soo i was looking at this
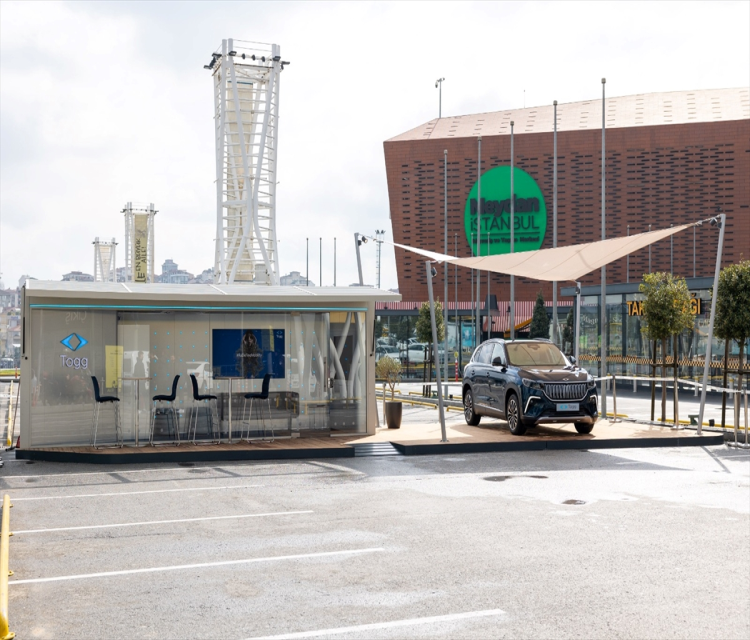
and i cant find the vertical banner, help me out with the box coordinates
[106,345,123,390]
[133,214,148,282]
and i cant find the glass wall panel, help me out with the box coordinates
[30,309,118,447]
[28,306,369,448]
[579,297,600,377]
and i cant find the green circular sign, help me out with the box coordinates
[464,166,547,255]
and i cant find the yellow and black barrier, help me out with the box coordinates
[0,494,13,640]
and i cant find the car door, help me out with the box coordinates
[471,343,494,409]
[487,343,509,415]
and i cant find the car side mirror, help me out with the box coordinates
[568,355,577,365]
[492,357,505,368]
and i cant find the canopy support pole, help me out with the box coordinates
[698,213,726,435]
[426,260,448,443]
[575,282,581,364]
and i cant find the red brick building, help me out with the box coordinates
[383,88,750,306]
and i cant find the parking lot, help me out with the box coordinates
[1,440,748,639]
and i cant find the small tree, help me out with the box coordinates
[416,299,445,344]
[715,260,750,428]
[529,291,550,339]
[416,299,444,382]
[375,356,401,416]
[640,272,694,422]
[562,307,575,354]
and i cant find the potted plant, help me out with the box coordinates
[376,356,402,429]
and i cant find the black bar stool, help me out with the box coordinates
[242,373,273,441]
[90,376,122,449]
[150,374,181,445]
[189,373,218,444]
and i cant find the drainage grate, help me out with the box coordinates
[353,442,402,457]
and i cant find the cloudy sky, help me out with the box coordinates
[1,1,748,290]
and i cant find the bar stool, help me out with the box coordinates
[241,373,273,441]
[150,374,181,446]
[189,373,219,444]
[90,375,122,449]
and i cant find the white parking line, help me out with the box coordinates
[247,608,507,639]
[1,466,202,479]
[12,484,262,501]
[11,547,385,584]
[14,510,313,534]
[1,461,316,479]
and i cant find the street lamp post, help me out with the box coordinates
[435,78,445,118]
[354,232,366,286]
[475,137,482,348]
[627,225,630,283]
[454,232,458,377]
[510,121,515,340]
[552,100,558,345]
[375,230,385,289]
[600,77,607,420]
[443,149,449,383]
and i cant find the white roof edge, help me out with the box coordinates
[24,280,401,303]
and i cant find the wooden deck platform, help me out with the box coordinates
[15,419,724,464]
[348,418,724,454]
[15,437,353,464]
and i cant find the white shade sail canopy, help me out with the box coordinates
[394,221,701,282]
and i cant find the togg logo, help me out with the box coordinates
[61,355,88,370]
[61,333,88,351]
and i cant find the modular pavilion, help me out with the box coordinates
[19,281,399,449]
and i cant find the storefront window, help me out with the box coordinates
[29,307,367,447]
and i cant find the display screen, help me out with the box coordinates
[212,329,285,379]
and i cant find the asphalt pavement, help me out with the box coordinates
[1,433,748,639]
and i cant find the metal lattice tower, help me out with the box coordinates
[207,39,288,285]
[122,202,156,283]
[93,237,117,282]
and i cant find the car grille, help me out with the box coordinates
[544,383,588,402]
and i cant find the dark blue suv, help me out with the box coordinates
[462,339,598,435]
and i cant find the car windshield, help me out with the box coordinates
[506,342,568,367]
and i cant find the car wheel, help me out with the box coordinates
[463,389,481,426]
[574,422,594,434]
[505,392,527,435]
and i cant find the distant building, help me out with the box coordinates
[18,275,36,289]
[159,259,193,285]
[115,267,128,283]
[62,271,95,282]
[163,270,192,285]
[0,307,21,360]
[162,258,179,275]
[280,271,314,287]
[191,268,214,285]
[0,289,19,310]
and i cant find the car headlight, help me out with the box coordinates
[586,376,597,389]
[522,379,544,390]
